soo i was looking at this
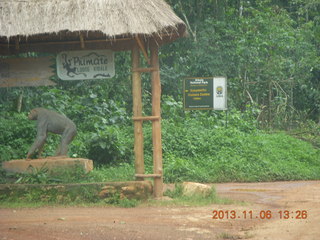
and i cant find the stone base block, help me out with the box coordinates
[2,157,93,174]
[182,182,212,196]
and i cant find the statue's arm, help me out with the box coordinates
[26,121,48,159]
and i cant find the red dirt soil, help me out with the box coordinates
[1,181,319,240]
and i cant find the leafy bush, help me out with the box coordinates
[0,112,34,161]
[86,125,133,165]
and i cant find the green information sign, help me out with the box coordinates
[184,78,213,110]
[183,77,227,110]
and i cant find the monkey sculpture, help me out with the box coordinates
[26,108,77,159]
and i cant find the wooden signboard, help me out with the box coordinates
[56,50,115,80]
[0,57,56,87]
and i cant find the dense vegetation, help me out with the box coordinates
[0,0,319,184]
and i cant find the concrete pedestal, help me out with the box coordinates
[2,157,93,173]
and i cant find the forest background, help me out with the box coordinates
[0,0,319,184]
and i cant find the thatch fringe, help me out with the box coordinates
[0,0,186,39]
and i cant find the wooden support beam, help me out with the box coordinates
[135,174,162,178]
[79,33,85,49]
[0,38,136,55]
[132,43,145,181]
[135,36,150,65]
[132,67,158,73]
[132,116,160,121]
[15,38,19,51]
[150,40,163,198]
[0,32,183,56]
[0,37,133,47]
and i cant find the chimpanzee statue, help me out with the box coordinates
[26,108,77,159]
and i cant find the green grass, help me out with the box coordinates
[1,113,319,207]
[144,183,236,207]
[1,127,319,185]
[0,184,233,209]
[0,163,135,185]
[160,119,320,183]
[87,163,135,182]
[0,182,142,208]
[0,163,137,208]
[0,181,236,208]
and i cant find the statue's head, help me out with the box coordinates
[28,109,38,120]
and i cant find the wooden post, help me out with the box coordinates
[79,33,85,49]
[150,40,163,198]
[132,43,144,180]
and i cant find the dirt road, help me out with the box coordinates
[1,181,319,240]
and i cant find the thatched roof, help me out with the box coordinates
[0,0,186,54]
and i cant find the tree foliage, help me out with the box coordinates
[162,0,320,125]
[0,0,319,181]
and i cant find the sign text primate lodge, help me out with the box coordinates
[56,50,115,80]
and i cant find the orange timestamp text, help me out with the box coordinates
[212,210,308,220]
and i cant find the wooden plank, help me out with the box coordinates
[150,40,163,198]
[0,33,183,56]
[0,56,56,87]
[135,36,150,65]
[132,43,145,181]
[132,116,160,121]
[0,38,136,55]
[135,174,162,178]
[0,37,133,47]
[132,67,158,73]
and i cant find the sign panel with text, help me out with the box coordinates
[183,77,227,110]
[56,50,115,80]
